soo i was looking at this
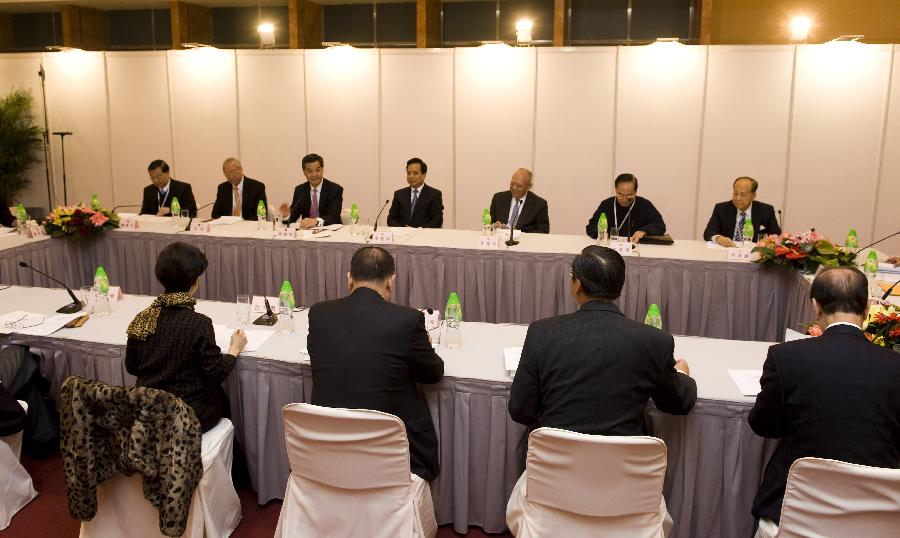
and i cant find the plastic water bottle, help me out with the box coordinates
[277,285,295,334]
[845,229,858,249]
[482,209,492,236]
[280,280,296,309]
[15,203,27,233]
[444,292,463,349]
[91,194,100,210]
[257,200,266,230]
[170,197,181,226]
[644,303,663,330]
[93,267,111,317]
[350,203,360,235]
[742,217,754,246]
[864,251,879,297]
[597,212,608,245]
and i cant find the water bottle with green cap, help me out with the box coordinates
[845,229,858,249]
[597,212,608,245]
[277,281,296,334]
[444,292,463,349]
[91,194,100,210]
[280,280,296,309]
[93,267,111,316]
[170,197,181,226]
[482,209,492,235]
[15,203,27,233]
[644,303,663,330]
[742,217,754,246]
[350,203,360,235]
[257,200,266,230]
[864,250,879,297]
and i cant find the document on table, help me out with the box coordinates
[211,216,243,226]
[213,324,275,353]
[784,328,812,342]
[0,310,83,336]
[504,346,522,376]
[728,369,763,396]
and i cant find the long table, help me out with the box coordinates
[0,286,777,538]
[0,221,812,341]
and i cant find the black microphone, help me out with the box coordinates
[505,221,519,247]
[111,204,142,213]
[882,280,899,301]
[372,199,390,233]
[850,229,900,261]
[253,297,278,326]
[184,202,214,231]
[17,261,83,314]
[776,210,783,231]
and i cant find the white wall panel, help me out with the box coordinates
[616,44,706,239]
[380,49,455,227]
[106,52,173,210]
[167,48,239,211]
[0,54,50,210]
[873,45,900,255]
[785,43,893,245]
[305,47,379,219]
[236,50,307,214]
[43,51,113,208]
[534,47,617,236]
[697,46,794,234]
[454,46,536,230]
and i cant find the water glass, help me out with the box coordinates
[80,285,95,314]
[236,295,251,326]
[92,286,111,317]
[181,209,190,227]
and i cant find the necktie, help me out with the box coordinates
[310,188,319,219]
[509,199,522,229]
[410,189,419,219]
[232,186,241,217]
[735,211,747,241]
[158,189,165,207]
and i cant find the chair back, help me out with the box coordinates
[525,428,667,518]
[282,403,412,490]
[777,457,900,538]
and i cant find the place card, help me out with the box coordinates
[609,240,634,256]
[119,217,139,229]
[371,230,394,244]
[190,221,211,233]
[107,286,124,303]
[251,295,280,314]
[477,235,500,249]
[25,226,46,238]
[275,227,298,239]
[727,247,752,262]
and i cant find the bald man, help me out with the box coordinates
[703,176,780,247]
[489,168,550,234]
[211,157,268,220]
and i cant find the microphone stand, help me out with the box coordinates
[505,222,519,247]
[252,297,278,326]
[17,261,83,313]
[850,229,900,263]
[52,132,73,205]
[881,279,899,301]
[366,199,391,242]
[38,65,54,212]
[184,202,214,231]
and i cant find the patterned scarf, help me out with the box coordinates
[126,292,196,341]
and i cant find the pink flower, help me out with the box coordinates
[90,213,108,227]
[807,324,823,337]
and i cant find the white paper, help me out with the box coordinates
[0,310,83,336]
[116,212,138,218]
[388,227,414,236]
[300,230,333,239]
[784,328,812,342]
[211,216,243,225]
[320,224,343,231]
[504,346,523,375]
[213,324,275,353]
[878,262,900,274]
[134,214,171,223]
[728,369,763,396]
[706,241,727,249]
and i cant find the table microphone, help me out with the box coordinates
[17,261,83,314]
[372,199,390,233]
[253,297,278,326]
[184,202,214,231]
[505,222,519,247]
[881,280,899,301]
[850,229,900,261]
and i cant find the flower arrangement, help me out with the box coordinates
[752,229,855,274]
[863,304,900,349]
[43,204,119,238]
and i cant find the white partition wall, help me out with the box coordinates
[380,49,455,228]
[167,48,239,211]
[106,52,173,211]
[305,47,380,219]
[454,46,536,230]
[697,46,794,234]
[785,43,893,245]
[616,44,707,239]
[42,50,113,208]
[873,45,900,254]
[534,47,617,236]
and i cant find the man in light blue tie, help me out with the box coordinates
[489,168,550,234]
[387,157,444,228]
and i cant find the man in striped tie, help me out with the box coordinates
[489,168,550,234]
[703,176,781,247]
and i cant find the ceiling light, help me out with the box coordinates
[258,23,275,47]
[516,19,533,46]
[789,16,812,42]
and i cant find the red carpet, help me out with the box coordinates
[3,450,511,537]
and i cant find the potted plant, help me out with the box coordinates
[0,90,43,211]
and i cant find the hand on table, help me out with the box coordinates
[714,235,736,248]
[630,231,647,243]
[278,203,290,219]
[156,207,171,217]
[229,329,248,356]
[299,218,318,229]
[887,256,900,265]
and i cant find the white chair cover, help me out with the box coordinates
[506,428,672,538]
[774,457,900,538]
[274,403,437,538]
[0,435,38,529]
[0,400,28,460]
[80,418,242,538]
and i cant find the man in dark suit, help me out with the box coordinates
[749,267,900,532]
[211,158,267,220]
[288,153,343,228]
[489,168,550,234]
[140,159,197,217]
[509,245,696,435]
[0,205,15,228]
[586,173,666,243]
[387,157,443,228]
[308,246,444,481]
[703,176,780,246]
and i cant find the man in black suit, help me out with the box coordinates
[703,176,780,246]
[0,205,15,228]
[749,267,900,531]
[307,246,444,481]
[509,245,696,435]
[140,159,197,217]
[586,173,666,243]
[211,158,267,220]
[387,157,443,228]
[288,153,343,228]
[489,168,550,234]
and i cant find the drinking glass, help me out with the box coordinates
[237,295,251,326]
[80,285,95,314]
[181,209,190,228]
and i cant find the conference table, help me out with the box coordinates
[0,285,778,538]
[0,218,813,342]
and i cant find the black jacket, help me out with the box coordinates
[749,324,900,524]
[489,190,550,234]
[509,301,696,435]
[0,205,14,227]
[586,196,666,239]
[288,178,343,225]
[702,200,781,242]
[211,176,268,220]
[387,184,444,228]
[140,178,198,217]
[308,287,445,481]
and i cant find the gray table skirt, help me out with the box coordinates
[1,234,813,340]
[6,335,776,537]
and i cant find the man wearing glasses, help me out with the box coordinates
[586,173,666,243]
[703,176,781,247]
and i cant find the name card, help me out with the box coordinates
[119,217,139,229]
[609,240,634,256]
[190,221,211,233]
[251,295,280,314]
[26,226,46,238]
[477,235,500,249]
[371,230,394,244]
[107,286,124,302]
[276,227,298,239]
[727,247,753,262]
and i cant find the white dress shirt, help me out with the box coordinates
[507,194,526,227]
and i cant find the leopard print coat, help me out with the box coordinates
[58,376,203,537]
